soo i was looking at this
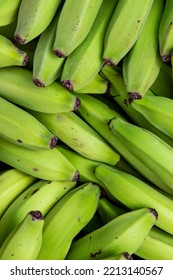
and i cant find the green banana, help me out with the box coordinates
[103,0,154,66]
[0,35,28,67]
[0,168,36,218]
[150,62,173,98]
[61,0,118,91]
[0,67,80,113]
[28,110,120,166]
[0,97,58,150]
[122,0,164,100]
[37,182,101,260]
[97,193,173,260]
[0,179,76,246]
[132,95,173,140]
[75,74,110,94]
[33,12,65,87]
[95,164,173,234]
[101,65,173,147]
[14,0,63,44]
[75,93,172,192]
[0,211,44,260]
[66,207,157,260]
[108,117,173,194]
[0,137,79,181]
[0,0,21,26]
[53,0,103,58]
[159,0,173,62]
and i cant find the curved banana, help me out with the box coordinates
[66,207,157,260]
[132,95,173,140]
[14,0,63,44]
[33,12,65,87]
[159,0,173,62]
[103,0,154,66]
[95,164,173,234]
[0,97,58,149]
[0,0,21,26]
[0,211,44,260]
[0,35,28,67]
[37,182,101,260]
[122,0,164,99]
[53,0,103,58]
[75,74,110,94]
[0,137,79,182]
[61,0,118,91]
[0,168,36,218]
[108,117,173,194]
[28,110,120,166]
[0,67,80,113]
[0,179,76,246]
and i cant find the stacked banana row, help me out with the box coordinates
[0,0,173,260]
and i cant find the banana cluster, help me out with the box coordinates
[0,0,173,260]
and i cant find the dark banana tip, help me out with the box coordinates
[161,54,171,63]
[53,49,66,58]
[62,80,73,91]
[33,78,45,87]
[73,97,81,111]
[124,252,133,260]
[29,210,44,221]
[72,171,80,182]
[128,92,142,104]
[23,54,29,66]
[103,58,115,66]
[14,34,25,45]
[50,136,58,149]
[149,208,158,220]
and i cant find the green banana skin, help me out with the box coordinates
[0,211,44,260]
[103,0,154,66]
[122,0,164,99]
[132,95,173,140]
[0,67,80,113]
[0,0,21,26]
[159,0,173,62]
[61,0,118,91]
[0,179,76,246]
[33,12,65,87]
[14,0,63,44]
[101,65,173,147]
[74,74,110,94]
[37,182,101,260]
[0,137,79,182]
[53,0,103,58]
[0,97,58,150]
[0,168,36,218]
[75,93,173,193]
[109,117,173,194]
[95,164,173,235]
[98,194,173,260]
[29,110,120,166]
[0,35,28,67]
[66,207,157,260]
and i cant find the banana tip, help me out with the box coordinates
[29,210,44,221]
[74,97,81,111]
[103,58,115,67]
[53,49,66,58]
[50,136,58,149]
[14,34,25,45]
[128,92,142,104]
[72,171,80,182]
[162,54,171,63]
[62,80,73,91]
[149,208,158,220]
[23,54,29,66]
[33,79,45,87]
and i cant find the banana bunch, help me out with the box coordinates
[1,0,173,260]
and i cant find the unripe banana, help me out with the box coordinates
[75,74,110,94]
[0,35,28,67]
[53,0,103,57]
[0,137,79,182]
[0,180,76,246]
[0,211,44,260]
[103,0,154,66]
[14,0,63,44]
[0,0,21,26]
[0,97,58,150]
[66,208,157,260]
[61,0,118,91]
[37,182,101,260]
[0,67,80,113]
[0,168,36,218]
[28,110,120,166]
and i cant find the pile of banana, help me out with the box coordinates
[1,0,173,260]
